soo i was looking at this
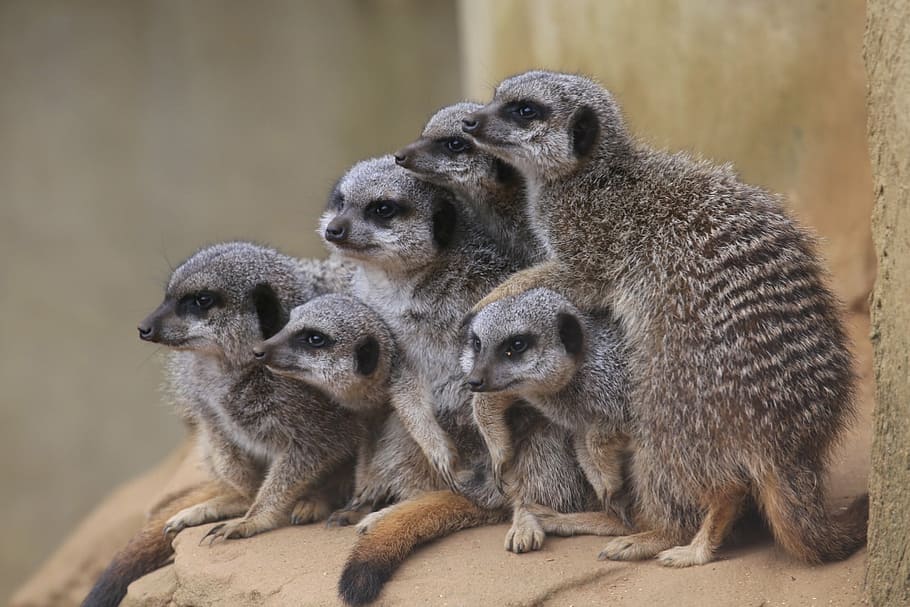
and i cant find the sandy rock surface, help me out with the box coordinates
[13,314,873,607]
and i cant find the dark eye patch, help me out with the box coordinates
[176,290,223,317]
[499,334,537,360]
[440,137,471,155]
[500,100,551,125]
[364,199,410,223]
[293,328,335,349]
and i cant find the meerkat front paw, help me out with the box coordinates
[603,489,635,531]
[326,508,367,527]
[598,531,670,562]
[506,512,545,554]
[164,503,220,537]
[656,544,713,568]
[201,517,275,544]
[429,447,460,491]
[488,448,514,496]
[355,506,396,535]
[290,497,332,525]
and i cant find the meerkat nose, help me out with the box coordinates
[138,325,154,340]
[466,375,486,391]
[461,116,480,132]
[324,218,349,243]
[252,346,267,361]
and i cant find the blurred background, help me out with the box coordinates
[1,0,872,602]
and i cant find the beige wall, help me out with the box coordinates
[0,1,460,600]
[458,0,874,308]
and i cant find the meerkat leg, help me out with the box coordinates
[526,503,633,537]
[391,378,460,490]
[163,488,251,536]
[575,427,633,527]
[472,392,518,494]
[203,454,335,542]
[471,260,560,312]
[505,503,546,553]
[656,490,745,567]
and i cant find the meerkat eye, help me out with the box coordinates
[471,335,482,353]
[194,292,215,310]
[306,332,328,347]
[294,330,332,349]
[502,334,535,359]
[368,200,399,220]
[445,138,469,153]
[515,104,538,119]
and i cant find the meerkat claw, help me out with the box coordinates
[201,523,227,546]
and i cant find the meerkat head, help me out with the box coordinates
[460,70,629,182]
[461,288,587,396]
[252,293,394,410]
[393,102,522,198]
[319,156,459,273]
[138,242,303,364]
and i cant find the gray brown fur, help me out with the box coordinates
[139,242,361,541]
[462,70,867,566]
[463,287,634,527]
[394,102,545,265]
[256,293,440,525]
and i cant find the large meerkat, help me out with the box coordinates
[461,70,868,567]
[394,101,545,265]
[463,287,633,526]
[322,157,598,605]
[255,293,441,525]
[83,243,359,607]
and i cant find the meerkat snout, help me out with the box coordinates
[252,345,268,361]
[138,324,154,341]
[393,144,414,167]
[465,373,486,392]
[324,217,349,243]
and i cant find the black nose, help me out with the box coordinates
[393,151,407,164]
[253,347,267,361]
[462,114,482,133]
[138,325,154,340]
[324,219,349,243]
[467,377,485,391]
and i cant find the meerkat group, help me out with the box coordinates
[85,70,868,607]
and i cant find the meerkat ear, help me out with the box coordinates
[432,197,457,249]
[250,283,289,340]
[570,106,600,158]
[354,336,380,376]
[557,312,584,356]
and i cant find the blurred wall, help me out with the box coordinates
[0,0,460,600]
[458,0,874,309]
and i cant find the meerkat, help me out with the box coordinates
[460,70,869,567]
[393,101,545,265]
[83,243,359,607]
[322,157,599,605]
[254,292,441,525]
[463,287,634,527]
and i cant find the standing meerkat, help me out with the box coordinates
[461,70,868,567]
[255,292,441,525]
[83,243,359,607]
[463,287,634,527]
[323,157,597,605]
[394,101,545,265]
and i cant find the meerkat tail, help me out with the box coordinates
[758,468,869,563]
[338,491,506,606]
[81,481,224,607]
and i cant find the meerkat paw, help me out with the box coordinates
[656,543,713,568]
[506,516,545,554]
[598,532,668,562]
[290,497,332,525]
[429,448,460,492]
[355,505,396,535]
[164,503,220,537]
[326,508,367,527]
[201,517,275,544]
